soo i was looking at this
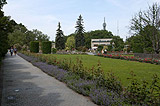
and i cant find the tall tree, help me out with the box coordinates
[55,22,65,50]
[75,15,85,49]
[130,3,160,54]
[0,0,16,59]
[110,36,124,51]
[8,24,50,48]
[32,29,49,42]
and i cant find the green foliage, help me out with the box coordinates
[111,36,124,51]
[55,22,65,50]
[145,47,154,53]
[21,51,160,105]
[104,72,122,93]
[77,46,86,52]
[85,30,113,48]
[30,41,39,53]
[125,72,160,105]
[0,7,16,59]
[131,36,144,53]
[8,24,50,49]
[130,3,160,54]
[65,36,75,50]
[126,34,153,53]
[97,45,103,52]
[42,41,51,54]
[8,24,29,47]
[51,48,57,54]
[32,29,49,42]
[44,54,160,87]
[75,15,85,49]
[0,0,7,9]
[108,45,112,51]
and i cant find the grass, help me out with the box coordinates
[45,54,160,87]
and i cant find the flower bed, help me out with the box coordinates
[18,51,160,105]
[18,53,125,105]
[97,53,160,65]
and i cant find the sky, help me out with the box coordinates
[3,0,160,41]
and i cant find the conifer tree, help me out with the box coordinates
[55,22,65,50]
[75,15,85,49]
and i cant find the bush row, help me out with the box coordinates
[97,53,160,65]
[30,41,52,54]
[19,51,160,105]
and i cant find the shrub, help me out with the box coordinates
[125,71,160,105]
[52,48,57,54]
[89,87,124,105]
[77,46,86,52]
[41,41,51,54]
[97,45,103,52]
[30,41,39,53]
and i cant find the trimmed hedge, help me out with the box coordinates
[42,41,51,54]
[30,41,39,53]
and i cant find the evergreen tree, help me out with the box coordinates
[55,22,65,50]
[75,15,85,49]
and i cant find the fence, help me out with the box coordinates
[134,53,160,59]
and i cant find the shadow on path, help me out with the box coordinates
[1,53,64,106]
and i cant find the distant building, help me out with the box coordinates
[91,38,112,50]
[124,45,129,49]
[52,43,55,48]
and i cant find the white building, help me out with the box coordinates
[91,38,112,50]
[52,43,55,48]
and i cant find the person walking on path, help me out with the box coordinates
[14,47,17,56]
[10,47,14,56]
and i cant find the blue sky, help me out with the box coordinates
[3,0,160,41]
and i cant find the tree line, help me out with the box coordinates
[55,15,124,52]
[8,24,50,50]
[0,0,15,60]
[0,0,50,60]
[59,3,160,54]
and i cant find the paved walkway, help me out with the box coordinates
[1,53,97,106]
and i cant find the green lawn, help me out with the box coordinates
[45,54,160,87]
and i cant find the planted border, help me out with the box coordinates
[19,51,160,105]
[97,53,160,65]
